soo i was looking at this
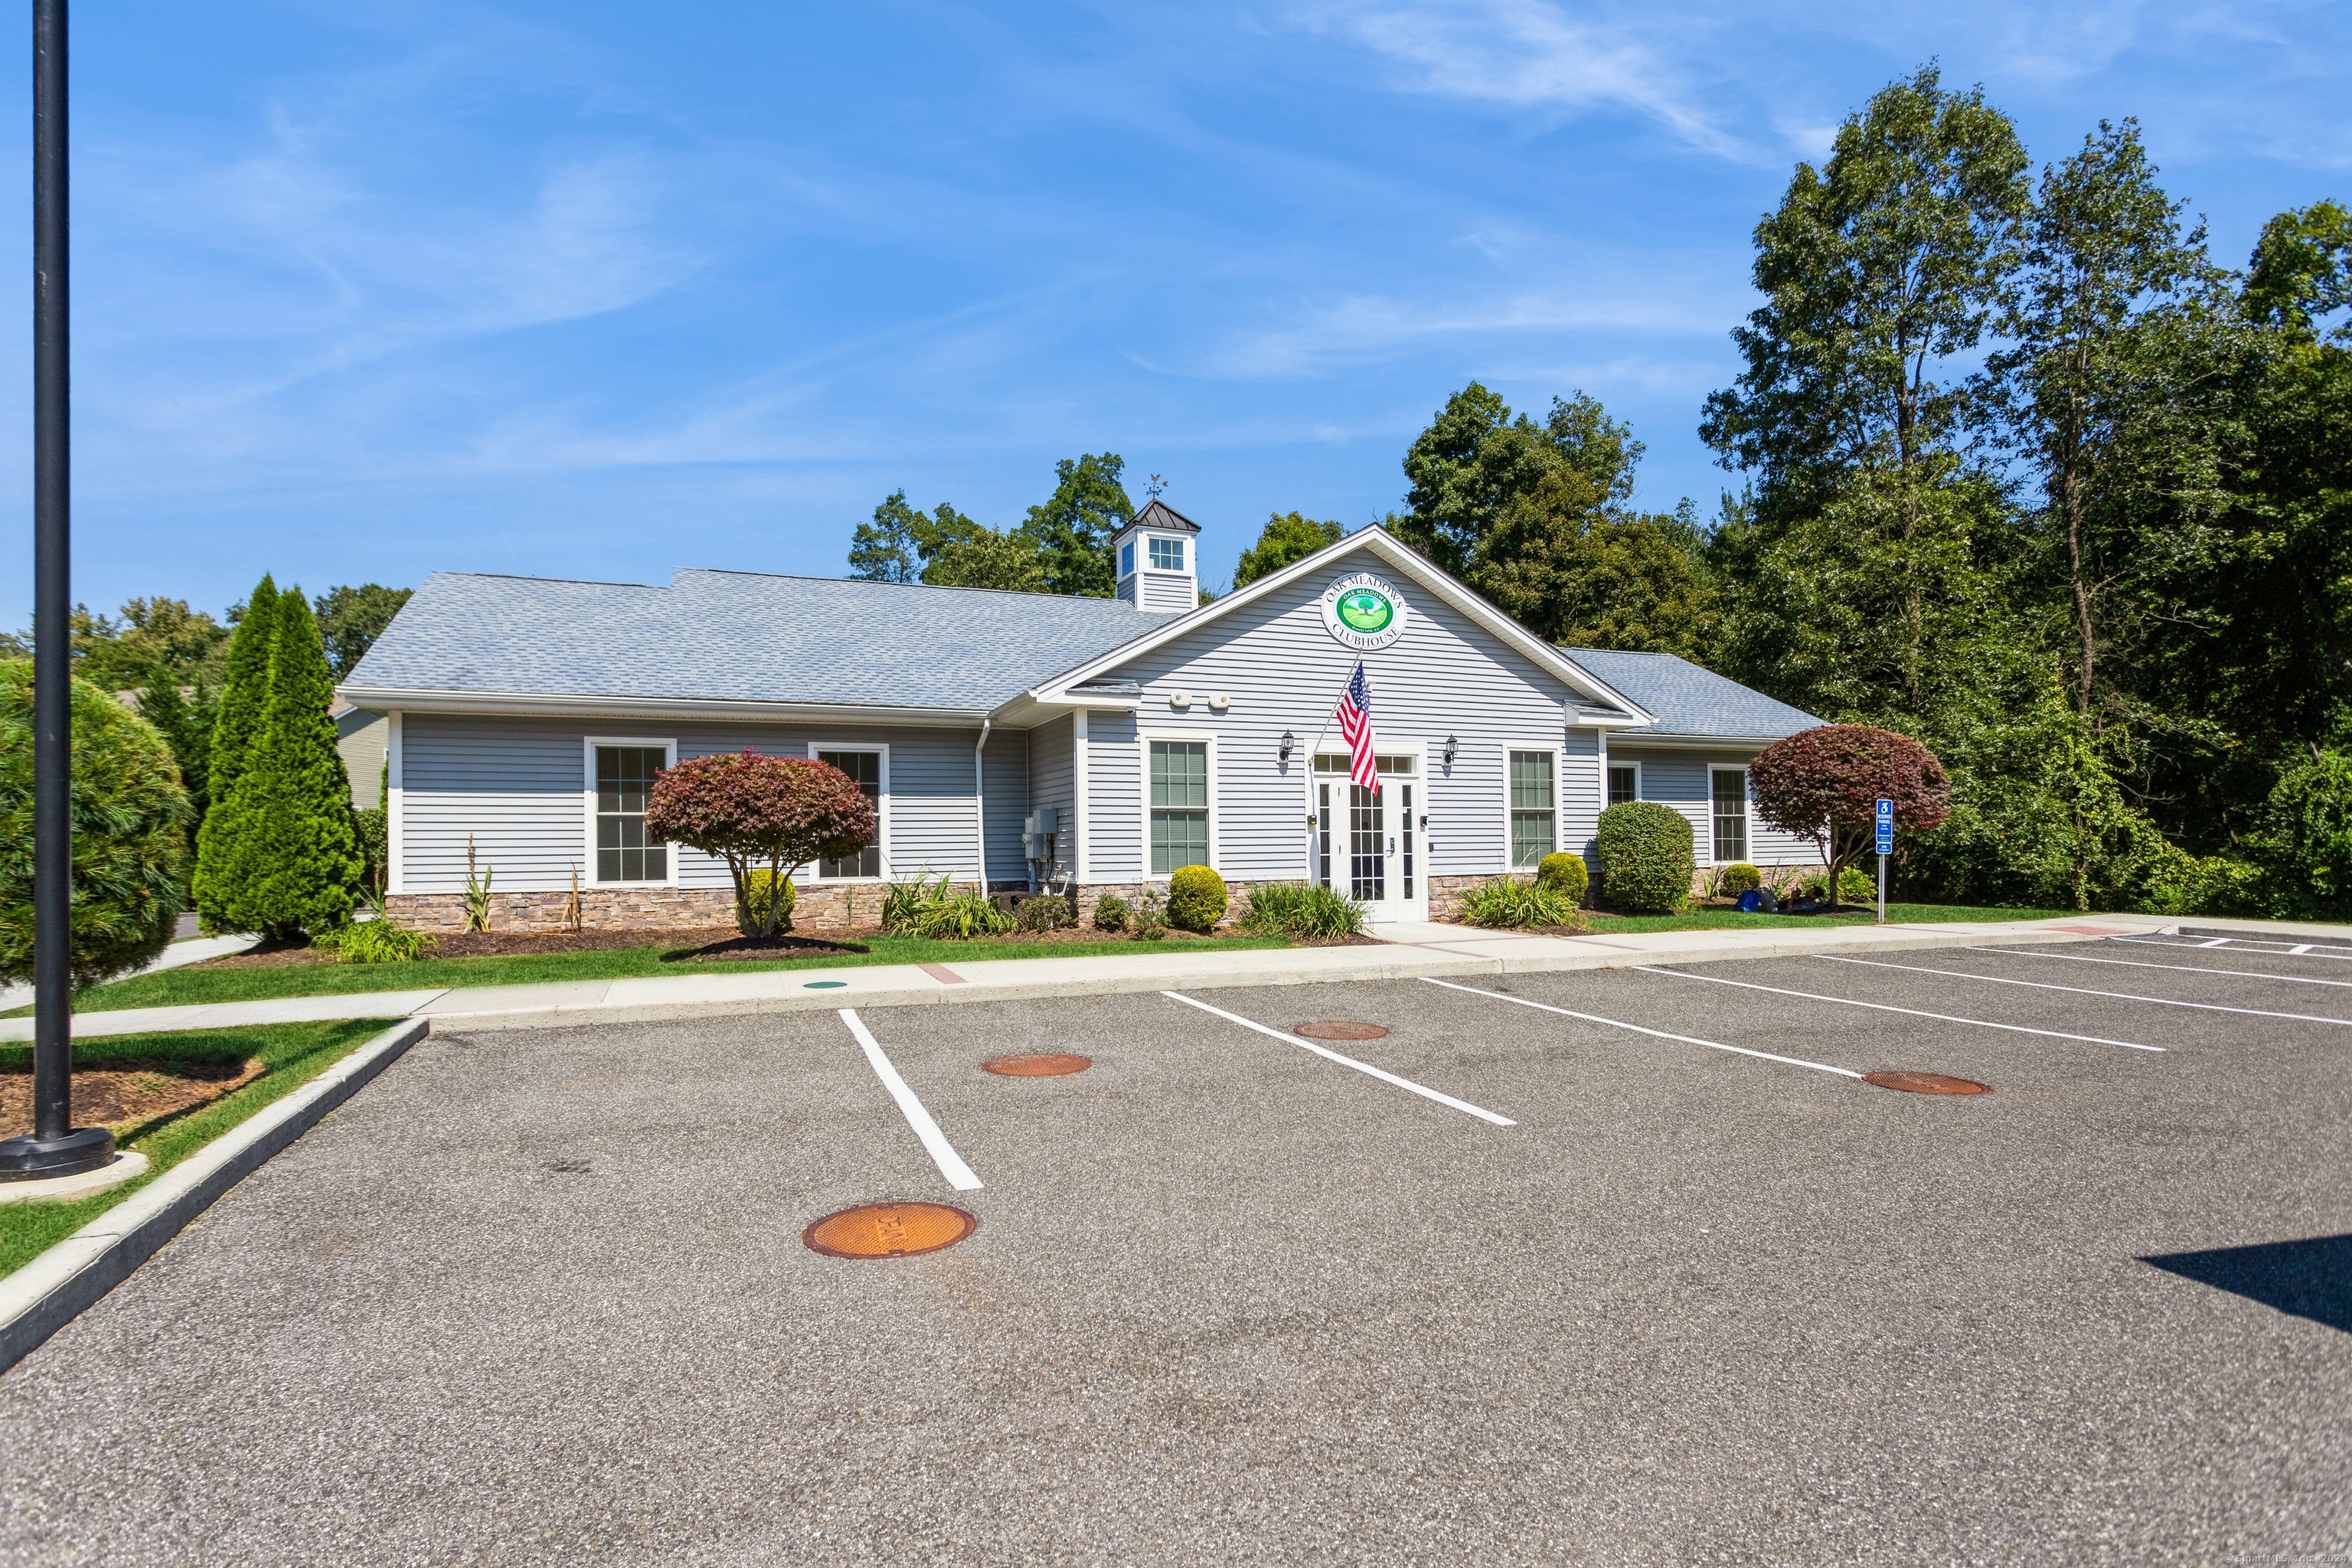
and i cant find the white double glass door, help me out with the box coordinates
[1314,753,1425,923]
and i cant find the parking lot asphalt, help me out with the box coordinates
[2,937,2347,1564]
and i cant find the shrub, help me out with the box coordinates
[1091,893,1131,932]
[1595,802,1694,913]
[1131,891,1168,939]
[1167,865,1229,932]
[2132,844,2263,917]
[0,661,192,988]
[744,868,795,933]
[353,803,388,893]
[194,590,366,938]
[1240,881,1367,939]
[880,876,940,933]
[1801,867,1876,903]
[1536,851,1589,903]
[312,895,436,963]
[1458,876,1583,929]
[2257,749,2352,920]
[910,887,1014,939]
[1750,725,1952,910]
[1016,894,1073,932]
[1720,863,1761,896]
[643,750,875,938]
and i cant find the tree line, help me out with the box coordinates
[843,66,2349,918]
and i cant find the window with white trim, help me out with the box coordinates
[815,750,883,878]
[1119,540,1135,577]
[1607,763,1638,806]
[1148,536,1184,571]
[594,746,668,883]
[1148,740,1209,875]
[1711,768,1749,864]
[1510,750,1557,868]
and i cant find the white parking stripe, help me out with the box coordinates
[1161,991,1516,1126]
[1629,965,2164,1052]
[1419,976,1863,1079]
[2198,937,2233,948]
[1816,956,2352,1027]
[1968,946,2352,991]
[2124,935,2352,963]
[839,1009,983,1191]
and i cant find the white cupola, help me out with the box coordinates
[1112,498,1201,612]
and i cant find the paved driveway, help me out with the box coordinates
[3,935,2347,1563]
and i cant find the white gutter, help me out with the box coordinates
[973,717,992,893]
[334,685,994,727]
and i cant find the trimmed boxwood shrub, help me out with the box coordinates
[1596,802,1694,913]
[1166,865,1229,931]
[1017,893,1073,931]
[1720,863,1761,896]
[1536,851,1588,903]
[1092,893,1130,932]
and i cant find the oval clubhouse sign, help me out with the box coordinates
[1319,571,1410,652]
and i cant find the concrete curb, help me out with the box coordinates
[0,1018,430,1377]
[418,923,2119,1034]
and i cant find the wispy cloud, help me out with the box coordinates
[1287,0,1744,158]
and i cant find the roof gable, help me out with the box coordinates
[1562,648,1822,741]
[1023,526,1653,724]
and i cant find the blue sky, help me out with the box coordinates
[2,0,2347,624]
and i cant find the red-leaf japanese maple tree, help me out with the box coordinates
[1749,726,1952,909]
[642,751,877,937]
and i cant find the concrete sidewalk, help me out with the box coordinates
[0,909,2267,1042]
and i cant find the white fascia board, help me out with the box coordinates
[1017,528,1657,726]
[1606,732,1796,751]
[334,685,992,727]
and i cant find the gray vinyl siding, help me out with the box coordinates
[397,713,1007,893]
[1608,746,1816,867]
[1085,709,1142,880]
[336,708,387,810]
[1028,714,1076,884]
[1136,572,1194,612]
[1088,568,1585,880]
[1559,727,1602,867]
[981,729,1027,888]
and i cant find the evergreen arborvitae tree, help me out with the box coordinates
[201,589,363,936]
[191,574,278,929]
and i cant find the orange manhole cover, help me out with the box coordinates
[1864,1070,1988,1096]
[1294,1021,1389,1041]
[982,1053,1092,1076]
[802,1202,977,1259]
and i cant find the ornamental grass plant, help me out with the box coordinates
[1238,881,1366,939]
[1457,876,1584,929]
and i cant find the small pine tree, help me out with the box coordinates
[201,590,364,936]
[191,574,278,928]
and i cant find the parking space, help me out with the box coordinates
[2,939,2347,1562]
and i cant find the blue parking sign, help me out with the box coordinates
[1875,797,1894,854]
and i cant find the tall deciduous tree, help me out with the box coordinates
[1019,453,1132,597]
[1984,119,2211,719]
[1234,512,1343,586]
[1701,64,2029,523]
[314,584,413,680]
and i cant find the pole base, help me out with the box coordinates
[0,1125,116,1181]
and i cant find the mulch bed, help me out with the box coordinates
[2,1054,263,1137]
[666,933,867,962]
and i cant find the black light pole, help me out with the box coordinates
[0,0,111,1181]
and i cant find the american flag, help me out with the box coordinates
[1336,662,1379,794]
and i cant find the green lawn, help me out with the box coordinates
[38,932,1297,1014]
[1579,902,2084,934]
[1,1018,398,1279]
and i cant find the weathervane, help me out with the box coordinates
[1146,473,1165,500]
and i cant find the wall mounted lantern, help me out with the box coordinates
[1442,734,1459,767]
[1279,730,1297,764]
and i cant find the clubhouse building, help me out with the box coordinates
[340,505,1824,931]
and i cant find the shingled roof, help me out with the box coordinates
[1558,648,1821,742]
[343,569,1181,713]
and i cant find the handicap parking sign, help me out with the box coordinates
[1875,798,1893,855]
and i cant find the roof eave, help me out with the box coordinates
[336,685,996,727]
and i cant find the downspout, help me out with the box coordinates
[973,717,992,894]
